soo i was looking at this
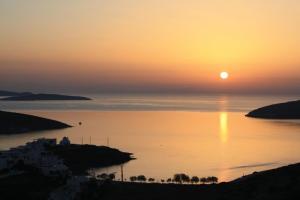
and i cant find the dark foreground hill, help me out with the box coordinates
[98,163,300,200]
[1,158,300,199]
[1,93,91,101]
[246,100,300,119]
[0,110,71,134]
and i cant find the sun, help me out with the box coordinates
[220,72,229,80]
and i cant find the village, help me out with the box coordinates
[0,137,72,178]
[0,137,132,200]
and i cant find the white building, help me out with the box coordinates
[0,138,71,177]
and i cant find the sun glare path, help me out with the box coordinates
[220,112,228,143]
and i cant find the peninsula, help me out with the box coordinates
[0,110,71,134]
[1,93,91,101]
[49,143,134,175]
[246,100,300,119]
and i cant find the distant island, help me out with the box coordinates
[0,93,91,101]
[0,90,32,96]
[0,110,71,134]
[246,100,300,119]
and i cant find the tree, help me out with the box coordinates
[206,176,218,184]
[161,179,165,183]
[167,178,172,183]
[191,176,200,184]
[97,173,109,180]
[174,174,182,184]
[137,175,147,182]
[206,176,212,184]
[130,176,137,182]
[200,177,207,184]
[109,173,116,180]
[182,174,190,184]
[210,176,218,184]
[173,173,190,184]
[148,178,155,182]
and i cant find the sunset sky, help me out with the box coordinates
[1,0,300,94]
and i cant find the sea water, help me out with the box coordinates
[0,94,300,182]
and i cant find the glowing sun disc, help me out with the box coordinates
[220,72,229,80]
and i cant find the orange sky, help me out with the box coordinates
[1,0,300,94]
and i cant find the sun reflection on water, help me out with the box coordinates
[220,112,228,143]
[219,112,229,181]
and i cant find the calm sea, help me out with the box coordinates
[1,94,300,182]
